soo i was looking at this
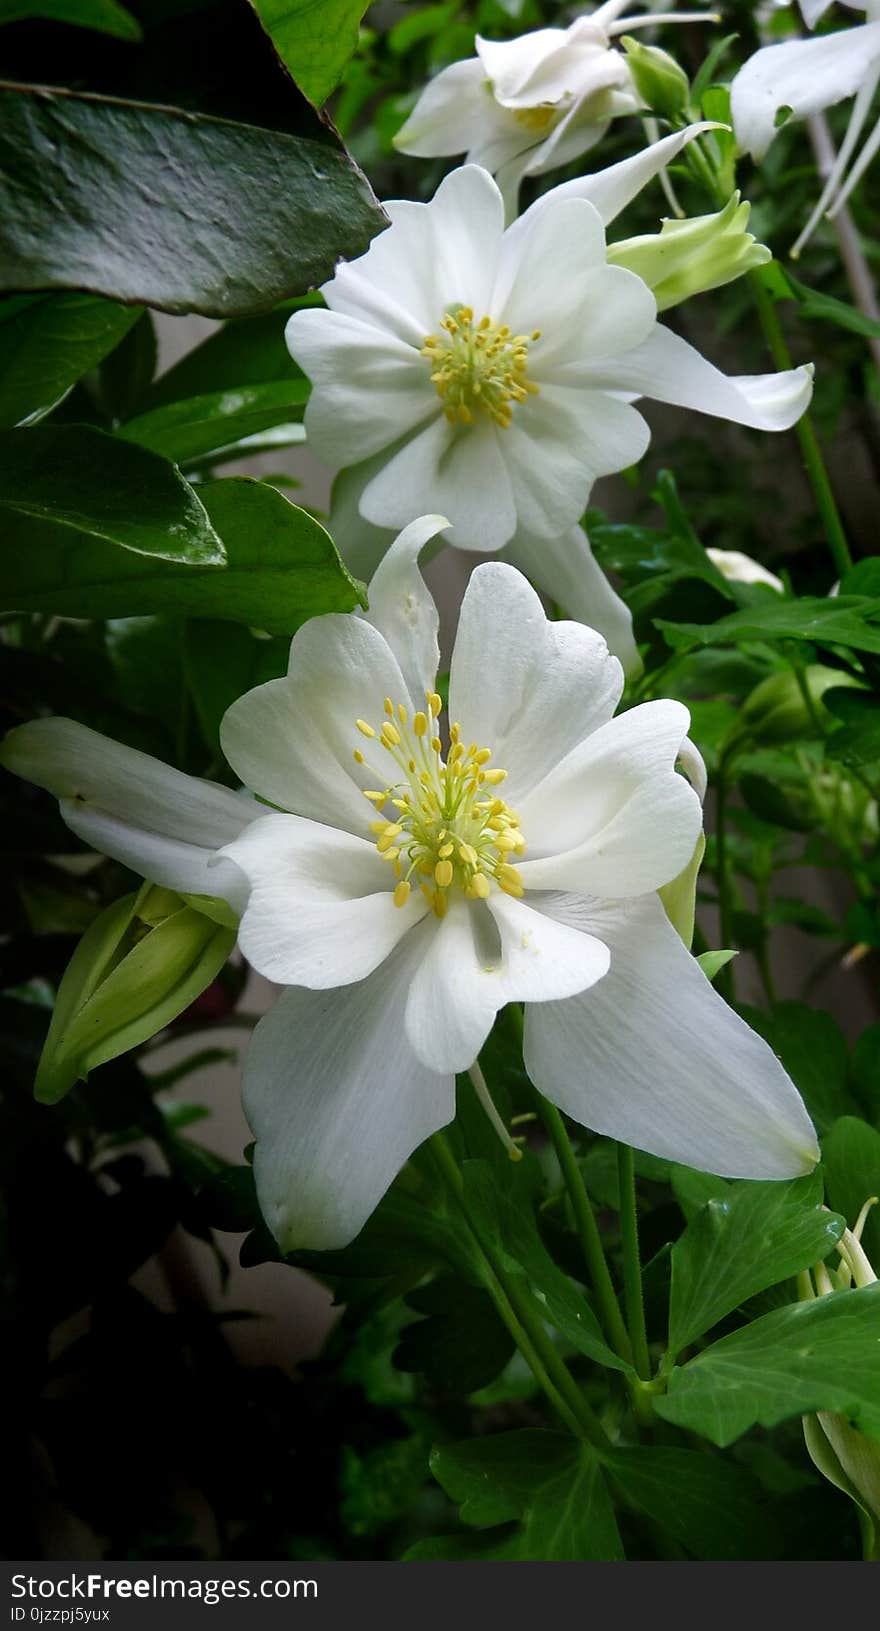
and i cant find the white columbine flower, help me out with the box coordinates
[0,520,818,1250]
[706,546,785,591]
[393,2,715,213]
[286,142,813,570]
[731,1,880,255]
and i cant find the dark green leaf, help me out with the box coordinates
[0,475,364,630]
[852,1025,880,1115]
[657,597,880,657]
[0,292,141,427]
[739,771,811,831]
[0,423,224,568]
[120,380,309,465]
[0,82,384,317]
[740,1002,851,1133]
[785,269,880,340]
[656,1284,880,1446]
[427,1431,623,1561]
[841,560,880,598]
[394,1277,515,1393]
[249,0,371,108]
[96,312,157,423]
[607,1445,779,1559]
[184,621,288,755]
[144,307,308,410]
[667,1173,845,1358]
[822,1118,880,1267]
[823,688,880,770]
[0,0,141,39]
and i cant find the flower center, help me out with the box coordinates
[513,101,563,134]
[353,691,525,917]
[421,305,541,429]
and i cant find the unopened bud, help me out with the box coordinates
[621,36,689,119]
[741,665,864,746]
[608,194,771,312]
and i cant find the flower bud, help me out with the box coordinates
[740,665,864,746]
[659,832,705,949]
[608,194,771,312]
[620,36,689,119]
[35,882,237,1104]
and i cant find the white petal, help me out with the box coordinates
[499,383,651,534]
[244,934,454,1250]
[220,614,413,834]
[404,892,609,1074]
[799,0,836,25]
[524,892,819,1178]
[514,122,719,230]
[0,717,255,904]
[363,515,446,703]
[731,25,880,160]
[516,700,702,895]
[492,193,607,340]
[477,20,608,107]
[394,56,497,157]
[447,561,623,804]
[583,324,813,433]
[360,414,518,553]
[424,163,507,317]
[218,813,426,987]
[288,308,434,466]
[503,524,642,679]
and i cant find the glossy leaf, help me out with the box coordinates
[0,0,141,37]
[656,1285,880,1446]
[0,83,384,317]
[144,306,309,410]
[0,424,224,565]
[0,292,141,428]
[120,380,309,465]
[0,476,364,631]
[658,597,880,657]
[667,1173,845,1358]
[250,0,372,108]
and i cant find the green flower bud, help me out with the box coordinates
[35,882,237,1104]
[607,193,771,312]
[658,832,705,949]
[740,665,864,746]
[620,36,689,120]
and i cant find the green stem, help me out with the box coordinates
[536,1097,633,1366]
[617,1145,651,1382]
[430,1132,609,1450]
[747,270,852,581]
[714,756,735,1002]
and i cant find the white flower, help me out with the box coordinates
[285,146,813,564]
[0,520,818,1250]
[393,2,717,214]
[706,546,785,591]
[731,3,880,255]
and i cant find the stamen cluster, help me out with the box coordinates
[421,305,541,429]
[353,692,526,916]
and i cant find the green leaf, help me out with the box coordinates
[740,1001,851,1134]
[739,771,811,832]
[0,82,384,317]
[823,688,880,771]
[0,423,224,568]
[657,597,880,657]
[785,269,880,341]
[249,0,371,108]
[426,1431,623,1560]
[852,1025,880,1116]
[394,1276,516,1394]
[656,1284,880,1447]
[0,476,364,631]
[607,1445,779,1560]
[143,306,308,410]
[695,948,737,981]
[184,621,289,755]
[119,380,309,466]
[822,1118,880,1267]
[667,1173,845,1359]
[462,1158,631,1373]
[0,292,141,427]
[0,0,141,39]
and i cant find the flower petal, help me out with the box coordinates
[287,308,434,466]
[447,561,623,804]
[0,717,254,905]
[244,932,455,1250]
[516,699,702,895]
[731,24,880,160]
[499,382,651,534]
[220,614,413,834]
[218,813,426,987]
[503,524,642,678]
[360,414,518,553]
[394,56,498,157]
[328,458,397,579]
[362,515,446,704]
[404,891,609,1074]
[524,891,819,1178]
[477,19,608,107]
[514,122,719,229]
[582,323,813,433]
